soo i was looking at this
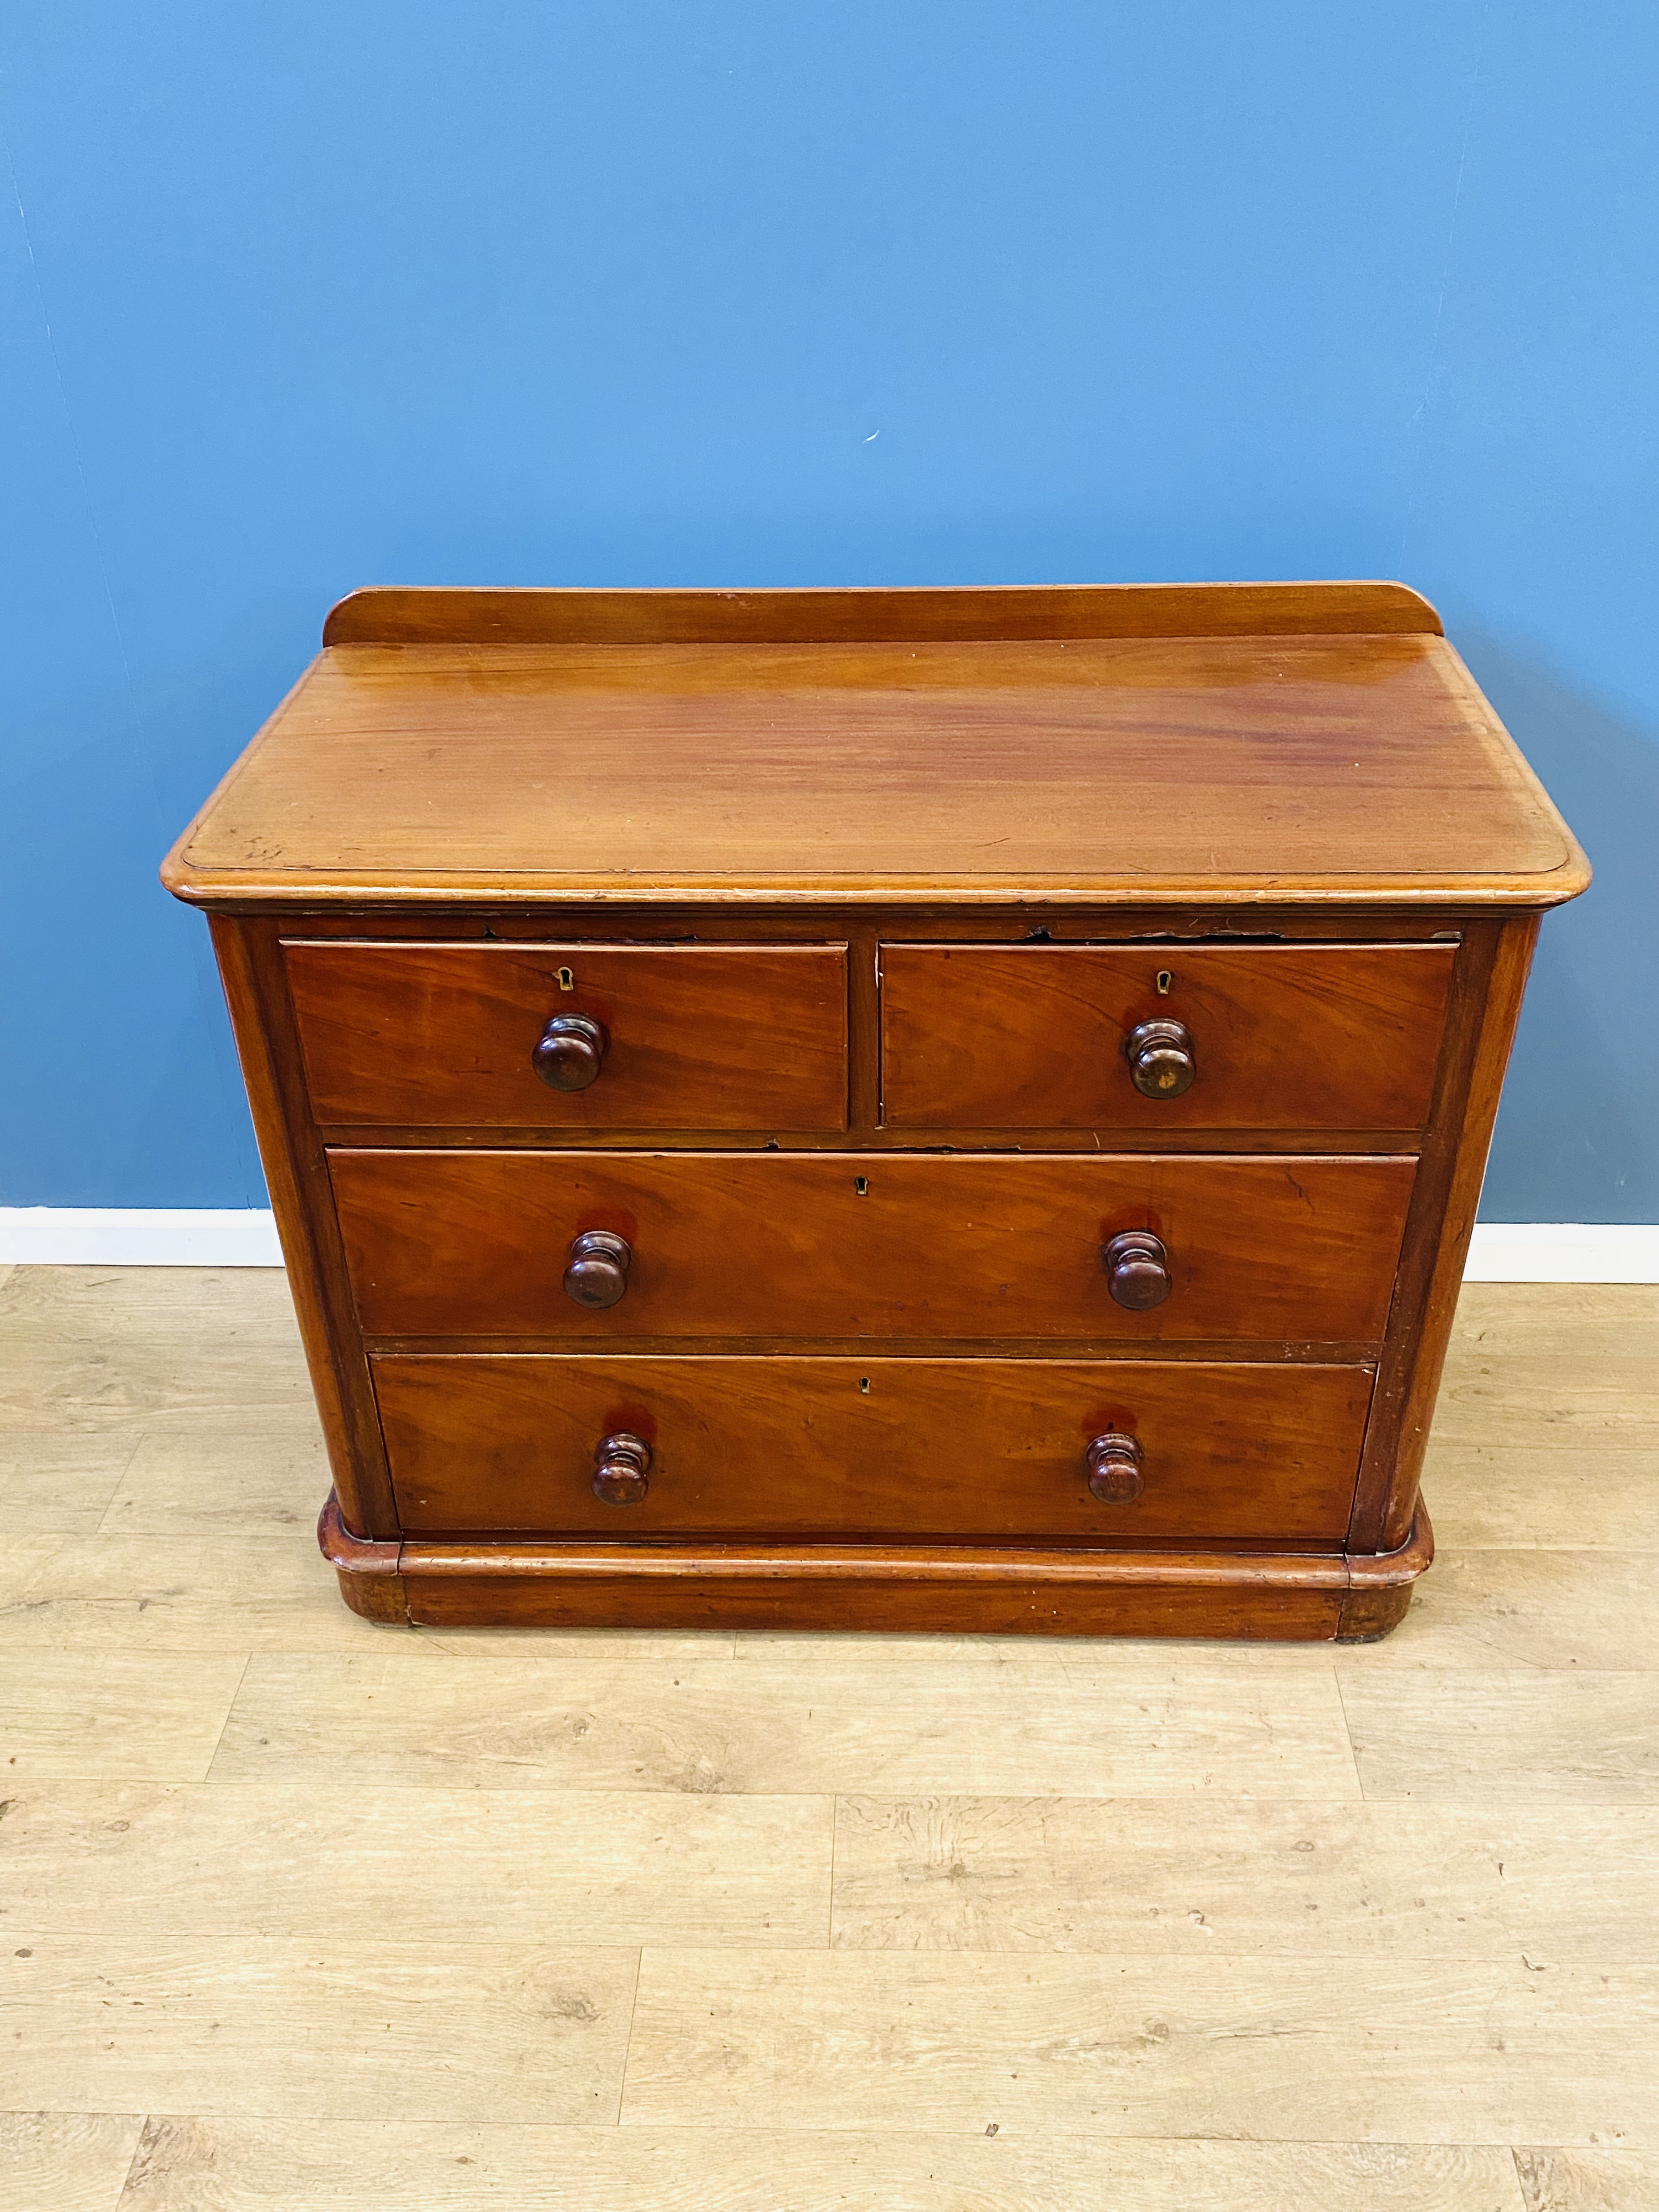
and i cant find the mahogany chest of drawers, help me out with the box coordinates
[162,582,1588,1639]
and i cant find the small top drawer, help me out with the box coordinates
[284,941,848,1131]
[880,943,1455,1132]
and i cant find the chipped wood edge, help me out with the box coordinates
[318,1492,409,1623]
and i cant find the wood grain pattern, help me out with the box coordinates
[162,628,1587,910]
[211,1645,1362,1796]
[0,1533,70,1606]
[1342,1547,1659,1672]
[0,2114,145,2212]
[2,1934,639,2122]
[1449,1279,1659,1356]
[881,942,1455,1131]
[1513,2147,1659,2209]
[1340,1670,1659,1802]
[0,1430,142,1535]
[0,1265,311,1432]
[95,1421,330,1533]
[828,1797,1659,1960]
[331,1149,1416,1344]
[0,1651,249,1781]
[108,2120,1529,2211]
[1358,915,1541,1551]
[1425,1444,1659,1550]
[372,1354,1374,1542]
[209,917,400,1537]
[0,1527,377,1652]
[322,579,1448,646]
[619,1948,1659,2141]
[398,1565,1350,1638]
[1429,1353,1659,1447]
[7,1782,832,1949]
[1426,1288,1659,1556]
[284,940,849,1131]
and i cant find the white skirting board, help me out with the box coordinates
[0,1209,286,1267]
[1,1208,1656,1281]
[1459,1223,1659,1283]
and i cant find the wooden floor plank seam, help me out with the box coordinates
[612,1950,645,2130]
[825,1792,839,1951]
[113,2117,150,2212]
[201,1651,252,1774]
[1331,1668,1368,1799]
[87,1434,151,1539]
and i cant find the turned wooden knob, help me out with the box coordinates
[1087,1431,1145,1503]
[1124,1017,1196,1099]
[533,1013,607,1092]
[592,1431,651,1505]
[1102,1229,1171,1310]
[563,1229,631,1310]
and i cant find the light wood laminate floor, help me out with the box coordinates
[1,1263,1656,2211]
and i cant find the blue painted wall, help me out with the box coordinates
[3,3,1654,1218]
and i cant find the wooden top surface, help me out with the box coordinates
[162,584,1588,909]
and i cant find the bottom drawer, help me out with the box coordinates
[374,1356,1374,1544]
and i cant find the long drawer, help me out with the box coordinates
[284,940,849,1130]
[332,1150,1416,1342]
[880,942,1455,1131]
[374,1355,1375,1543]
